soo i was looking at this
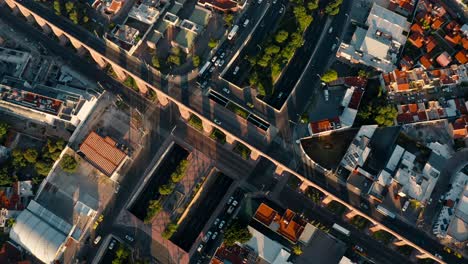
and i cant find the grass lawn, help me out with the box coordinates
[226,102,249,119]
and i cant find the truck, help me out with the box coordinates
[332,223,350,236]
[376,205,396,219]
[228,25,240,40]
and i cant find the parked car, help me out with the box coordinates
[258,0,263,4]
[279,7,284,13]
[324,89,329,101]
[203,231,212,242]
[219,60,225,67]
[214,218,220,226]
[219,220,226,229]
[209,66,215,73]
[402,201,410,212]
[277,92,283,99]
[197,244,204,252]
[211,56,218,63]
[328,27,333,34]
[214,118,222,125]
[211,232,218,240]
[93,236,102,245]
[125,235,134,242]
[354,245,364,253]
[220,52,226,59]
[227,196,234,205]
[227,205,235,214]
[233,66,240,75]
[215,59,221,67]
[109,240,116,250]
[232,200,238,206]
[243,19,250,27]
[223,87,230,94]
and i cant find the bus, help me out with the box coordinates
[228,25,239,40]
[376,205,396,219]
[198,61,211,77]
[332,223,350,236]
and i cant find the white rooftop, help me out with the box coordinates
[10,200,71,263]
[246,226,292,264]
[366,3,410,44]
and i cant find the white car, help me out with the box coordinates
[227,196,234,204]
[220,52,226,59]
[328,27,333,34]
[211,232,218,240]
[243,19,250,27]
[273,0,277,3]
[214,118,222,125]
[203,231,212,242]
[279,7,284,13]
[324,89,329,101]
[109,239,116,250]
[197,244,204,252]
[215,59,221,67]
[219,220,226,229]
[125,235,134,242]
[211,56,218,63]
[93,236,102,245]
[233,66,240,75]
[219,60,225,67]
[209,66,215,73]
[222,87,230,94]
[402,201,410,212]
[258,0,263,3]
[232,200,238,206]
[214,218,220,226]
[331,44,337,50]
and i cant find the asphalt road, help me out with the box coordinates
[275,185,413,264]
[3,1,464,263]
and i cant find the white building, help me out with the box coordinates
[336,3,410,72]
[246,226,292,264]
[433,172,468,243]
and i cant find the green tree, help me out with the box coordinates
[257,54,271,67]
[374,105,397,126]
[275,30,289,44]
[271,62,281,79]
[293,6,313,32]
[265,45,281,55]
[292,245,303,255]
[168,55,181,66]
[224,14,234,27]
[23,148,38,163]
[69,10,79,24]
[321,69,338,82]
[224,221,252,246]
[159,183,175,195]
[192,55,200,67]
[290,32,304,48]
[0,167,15,186]
[60,154,78,173]
[307,0,319,11]
[0,122,8,139]
[53,0,61,15]
[358,69,369,78]
[65,2,74,13]
[162,222,179,239]
[12,149,27,168]
[6,218,15,228]
[152,56,160,68]
[35,161,52,176]
[208,38,218,49]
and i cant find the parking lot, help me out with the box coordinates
[170,172,233,251]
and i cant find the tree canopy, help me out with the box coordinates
[275,30,289,44]
[321,69,338,82]
[60,154,78,173]
[223,221,252,246]
[0,122,9,139]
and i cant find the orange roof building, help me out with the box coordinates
[253,203,306,243]
[409,32,424,48]
[79,132,127,176]
[455,50,468,64]
[431,17,444,30]
[425,36,437,53]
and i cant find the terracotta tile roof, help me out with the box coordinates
[417,111,428,121]
[445,21,461,32]
[444,33,461,46]
[411,23,424,34]
[462,38,468,50]
[79,132,127,176]
[420,54,433,69]
[425,36,437,53]
[431,17,444,30]
[455,50,468,64]
[106,0,122,13]
[409,104,418,113]
[409,32,424,48]
[452,116,468,139]
[254,203,277,225]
